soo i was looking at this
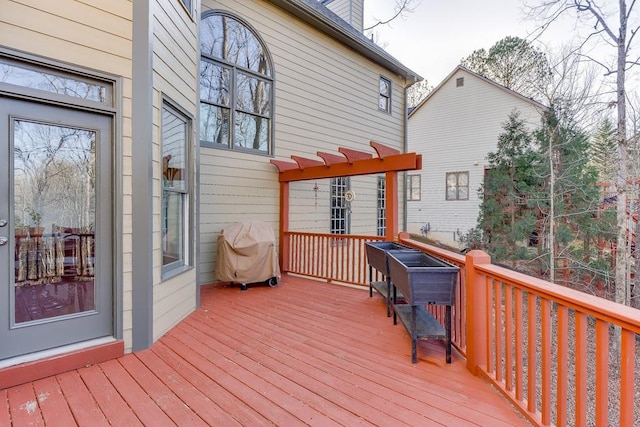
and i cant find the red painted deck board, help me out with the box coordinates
[1,275,529,426]
[31,376,77,426]
[98,358,175,427]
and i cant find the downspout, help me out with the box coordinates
[402,78,409,235]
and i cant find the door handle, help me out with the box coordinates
[0,220,6,227]
[0,237,7,246]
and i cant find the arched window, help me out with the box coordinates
[200,12,274,154]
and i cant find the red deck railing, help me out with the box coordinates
[283,231,385,286]
[284,231,640,426]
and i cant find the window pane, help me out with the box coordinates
[200,104,230,146]
[379,96,389,111]
[458,186,469,200]
[236,72,270,115]
[234,112,269,152]
[200,61,229,106]
[379,78,390,96]
[459,173,469,186]
[446,173,457,187]
[162,190,184,267]
[162,108,188,192]
[447,187,458,200]
[200,15,271,76]
[1,59,110,104]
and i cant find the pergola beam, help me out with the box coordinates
[272,152,421,182]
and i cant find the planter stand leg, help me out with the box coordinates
[446,305,452,364]
[411,305,417,364]
[385,277,391,317]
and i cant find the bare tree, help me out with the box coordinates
[407,79,431,108]
[364,0,421,32]
[526,0,640,310]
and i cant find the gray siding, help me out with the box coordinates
[151,0,199,340]
[199,0,407,284]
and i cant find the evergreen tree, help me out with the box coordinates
[477,111,543,264]
[590,118,617,183]
[460,36,551,101]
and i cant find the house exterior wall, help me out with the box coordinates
[324,0,364,32]
[199,0,408,285]
[150,0,199,342]
[407,68,544,248]
[1,0,135,349]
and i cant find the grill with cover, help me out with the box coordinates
[215,221,280,290]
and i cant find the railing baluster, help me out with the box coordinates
[595,319,609,426]
[486,277,494,375]
[515,288,524,402]
[575,312,587,427]
[495,279,503,382]
[505,285,513,392]
[620,329,635,426]
[527,292,536,414]
[541,299,551,425]
[557,305,568,427]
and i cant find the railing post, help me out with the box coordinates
[465,250,490,375]
[279,182,290,272]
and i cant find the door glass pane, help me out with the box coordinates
[13,120,96,324]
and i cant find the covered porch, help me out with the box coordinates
[2,274,527,426]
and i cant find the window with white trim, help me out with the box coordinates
[200,12,273,153]
[377,176,386,236]
[446,171,469,200]
[407,174,421,201]
[162,101,191,274]
[330,177,350,234]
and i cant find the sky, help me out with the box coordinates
[363,0,596,85]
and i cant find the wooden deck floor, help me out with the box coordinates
[1,275,529,426]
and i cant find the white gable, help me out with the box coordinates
[407,67,547,247]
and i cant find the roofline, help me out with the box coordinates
[265,0,422,84]
[409,65,549,117]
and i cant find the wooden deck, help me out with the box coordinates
[1,275,529,426]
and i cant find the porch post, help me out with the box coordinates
[385,171,398,242]
[465,250,490,375]
[279,182,290,272]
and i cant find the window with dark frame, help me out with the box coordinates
[456,77,464,87]
[200,12,273,154]
[376,176,386,236]
[407,174,421,201]
[379,76,391,113]
[446,171,469,200]
[162,101,191,275]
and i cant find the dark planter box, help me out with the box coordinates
[386,251,459,306]
[364,241,413,276]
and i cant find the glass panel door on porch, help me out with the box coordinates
[0,98,113,360]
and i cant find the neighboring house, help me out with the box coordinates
[0,0,418,374]
[407,66,546,247]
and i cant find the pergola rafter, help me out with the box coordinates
[270,141,422,270]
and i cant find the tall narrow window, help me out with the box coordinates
[377,176,386,236]
[379,76,391,113]
[162,102,191,274]
[200,12,274,154]
[330,177,350,234]
[407,174,421,201]
[446,171,469,200]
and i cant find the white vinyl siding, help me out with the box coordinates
[407,68,544,246]
[199,0,407,285]
[151,0,199,340]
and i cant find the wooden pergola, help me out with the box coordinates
[270,141,422,269]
